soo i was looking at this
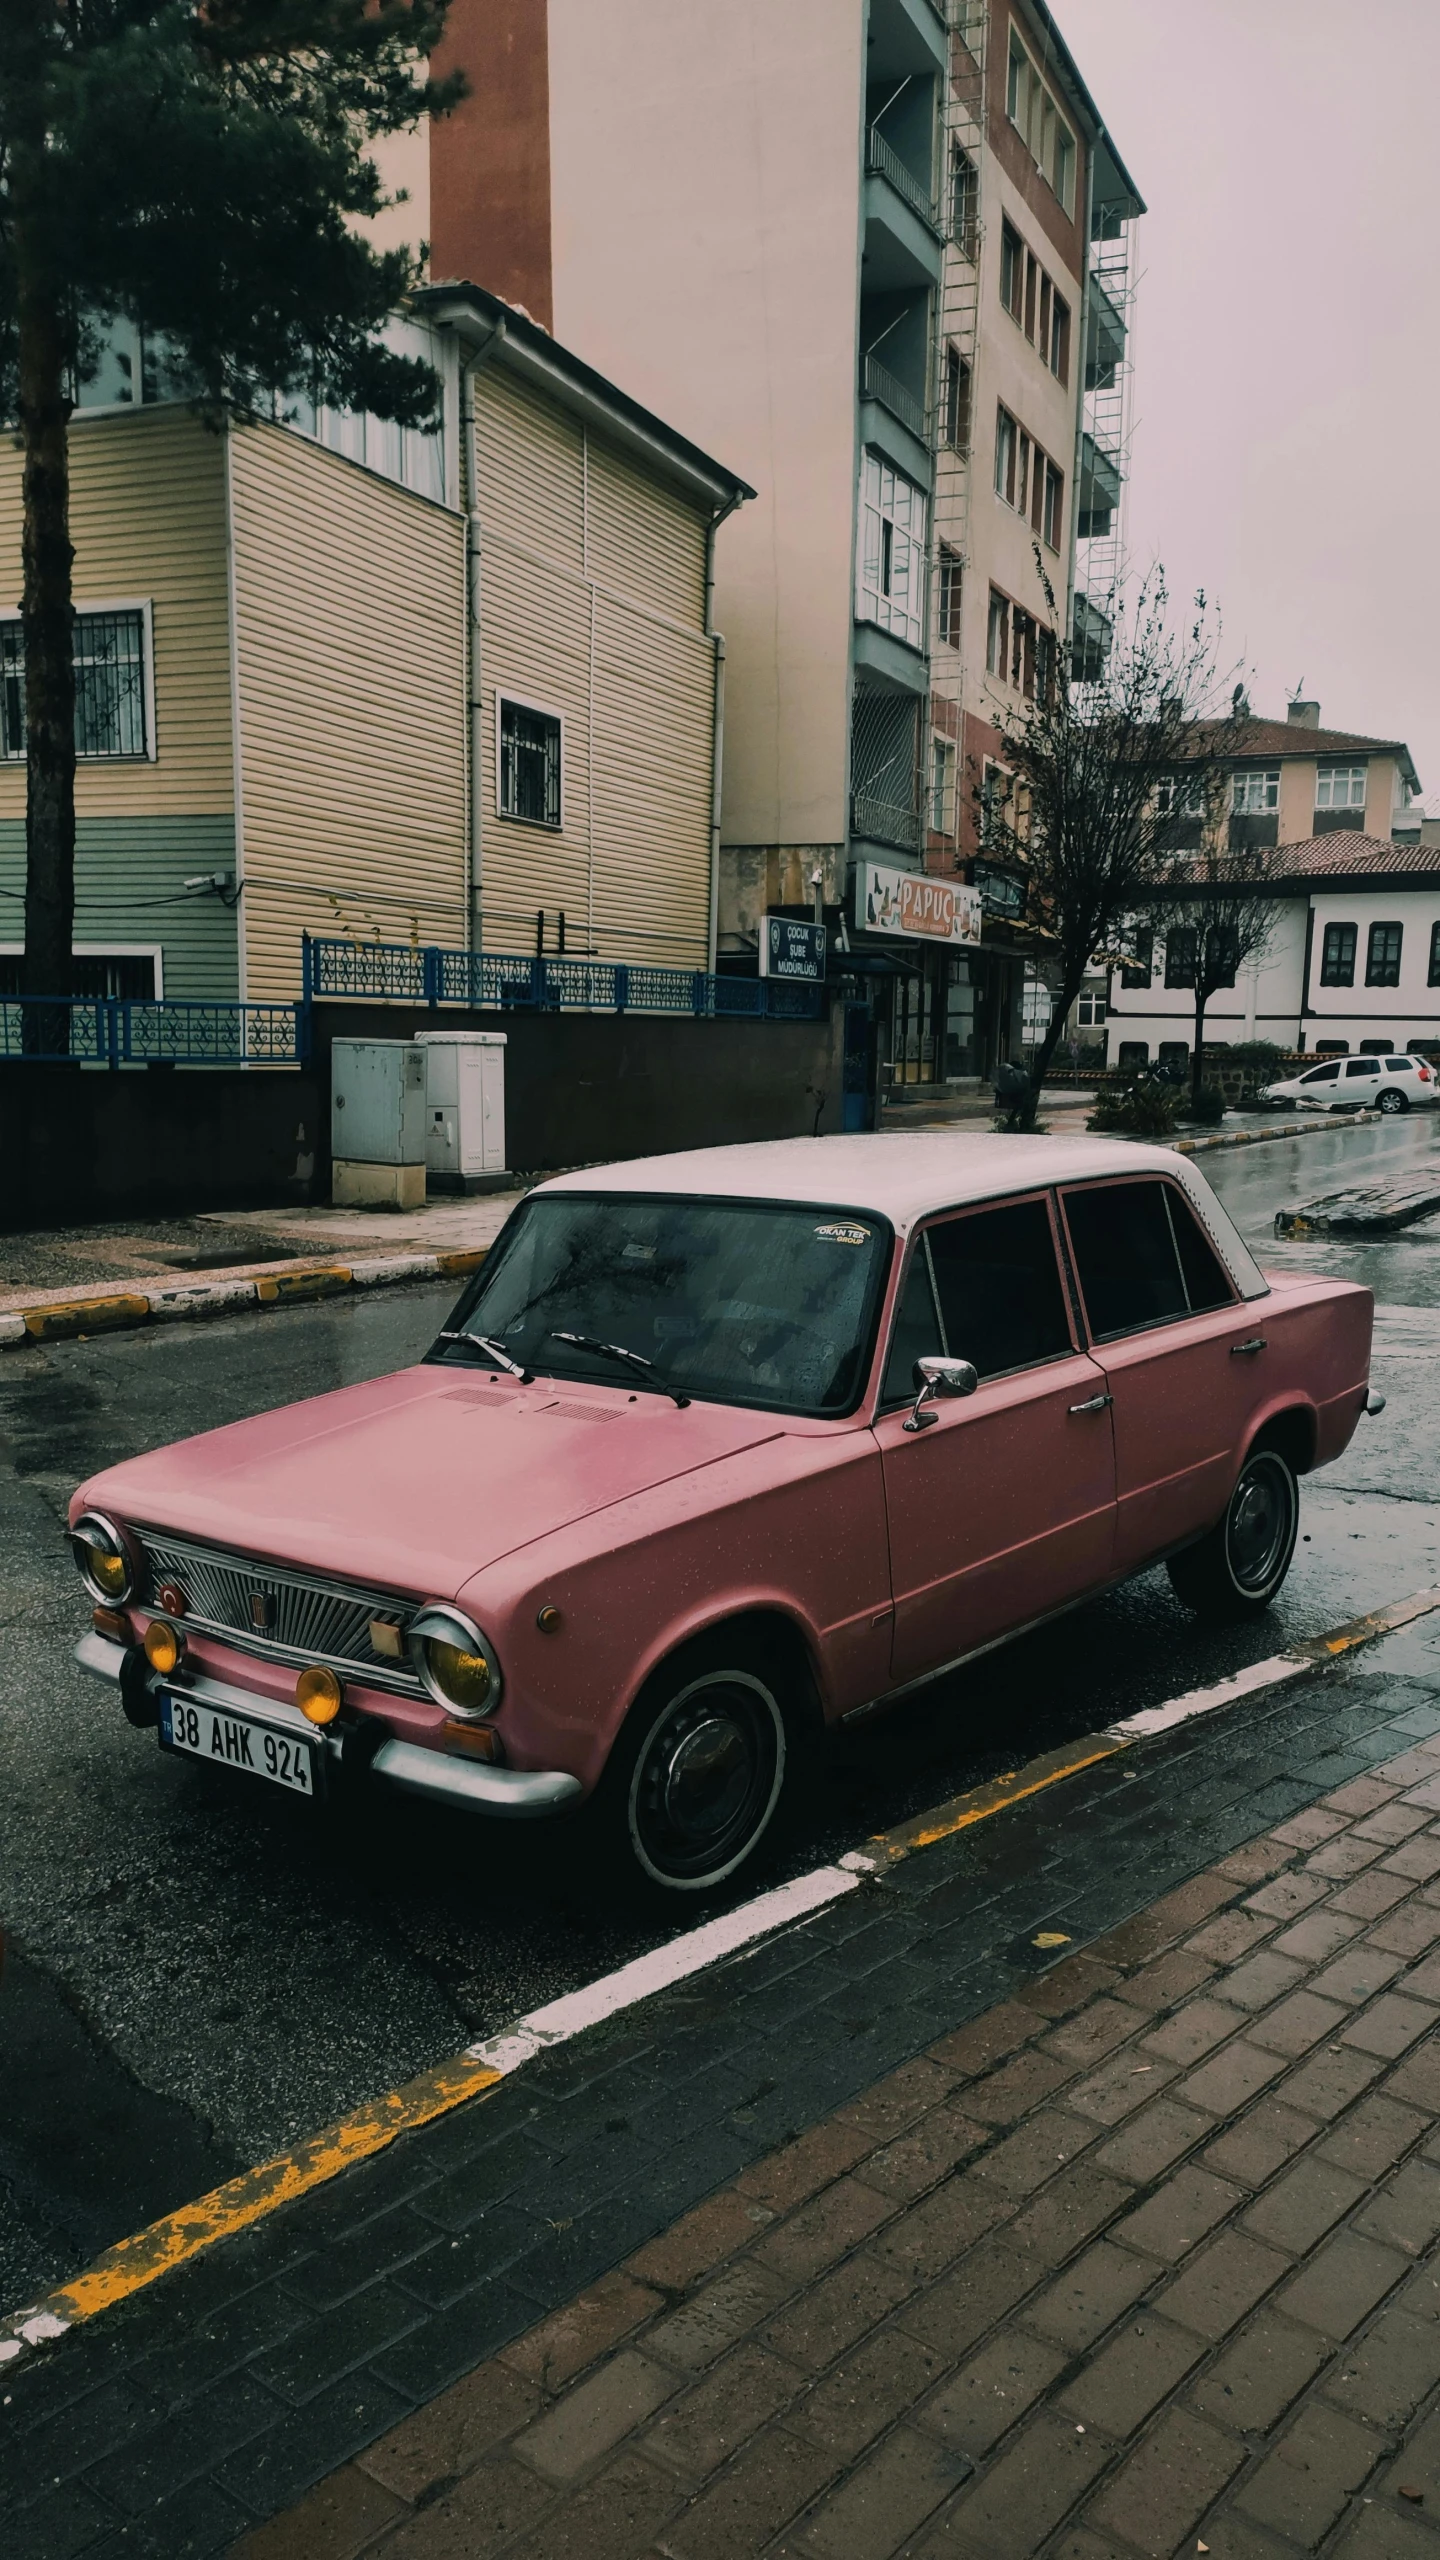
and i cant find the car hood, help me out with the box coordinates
[78,1365,786,1598]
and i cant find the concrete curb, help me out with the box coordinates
[1173,1112,1361,1155]
[0,1249,487,1350]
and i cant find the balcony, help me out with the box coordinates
[1077,432,1123,540]
[862,354,927,444]
[1085,274,1127,392]
[867,128,939,232]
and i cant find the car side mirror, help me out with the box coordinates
[903,1353,979,1433]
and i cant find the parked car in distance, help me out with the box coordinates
[70,1135,1380,1897]
[1259,1054,1437,1114]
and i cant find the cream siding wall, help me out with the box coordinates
[0,406,232,821]
[472,365,716,968]
[227,421,467,1004]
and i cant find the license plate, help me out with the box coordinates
[159,1694,318,1797]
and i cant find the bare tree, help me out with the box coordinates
[1144,829,1288,1111]
[977,558,1237,1130]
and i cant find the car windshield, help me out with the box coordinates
[435,1193,891,1416]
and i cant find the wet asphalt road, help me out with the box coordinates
[3,1112,1440,2306]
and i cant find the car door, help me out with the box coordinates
[1296,1061,1342,1103]
[1342,1058,1383,1104]
[874,1192,1116,1687]
[1058,1175,1266,1575]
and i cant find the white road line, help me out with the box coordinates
[1105,1653,1309,1741]
[463,1865,862,2075]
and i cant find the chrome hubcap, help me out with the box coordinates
[1227,1453,1294,1593]
[631,1676,783,1886]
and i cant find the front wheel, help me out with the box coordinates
[1377,1087,1409,1114]
[1167,1443,1300,1618]
[590,1634,803,1897]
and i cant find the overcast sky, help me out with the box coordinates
[1058,0,1439,799]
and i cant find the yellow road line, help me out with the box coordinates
[869,1738,1124,1862]
[23,1294,152,1341]
[36,2054,502,2329]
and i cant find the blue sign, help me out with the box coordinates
[760,916,826,982]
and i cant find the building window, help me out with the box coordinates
[980,760,1009,845]
[936,546,963,649]
[1367,920,1403,986]
[1120,929,1154,989]
[0,945,160,999]
[943,344,971,449]
[994,405,1017,505]
[1316,762,1367,811]
[1320,922,1357,986]
[950,144,977,258]
[1164,929,1198,988]
[1231,767,1279,814]
[1076,989,1107,1025]
[1007,29,1076,212]
[1429,920,1440,987]
[1011,606,1037,697]
[0,605,151,760]
[497,696,562,827]
[857,450,927,652]
[999,221,1023,321]
[986,589,1009,677]
[1049,290,1070,383]
[1042,458,1064,550]
[1156,775,1204,819]
[930,735,957,834]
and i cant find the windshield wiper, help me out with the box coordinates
[435,1330,533,1382]
[547,1330,690,1409]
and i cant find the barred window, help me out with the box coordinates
[498,697,561,828]
[0,607,150,759]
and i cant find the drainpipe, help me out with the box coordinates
[704,493,745,976]
[458,321,507,955]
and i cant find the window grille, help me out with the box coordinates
[498,698,561,827]
[0,608,148,759]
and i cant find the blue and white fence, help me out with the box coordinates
[303,936,825,1022]
[0,998,308,1068]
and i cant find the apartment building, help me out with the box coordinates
[0,294,748,1005]
[415,0,1142,1090]
[1097,701,1430,1061]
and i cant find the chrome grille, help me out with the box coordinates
[139,1529,424,1694]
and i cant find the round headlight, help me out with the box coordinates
[409,1604,501,1718]
[72,1512,139,1606]
[296,1664,343,1725]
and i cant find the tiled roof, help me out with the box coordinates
[1196,718,1410,761]
[1271,836,1440,880]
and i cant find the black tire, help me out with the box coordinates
[590,1631,805,1897]
[1378,1087,1409,1114]
[1166,1443,1300,1619]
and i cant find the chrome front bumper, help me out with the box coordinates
[74,1633,583,1819]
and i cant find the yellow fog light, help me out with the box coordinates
[295,1664,343,1724]
[143,1619,184,1677]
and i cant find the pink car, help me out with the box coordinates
[71,1135,1379,1896]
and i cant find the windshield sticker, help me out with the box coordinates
[813,1222,870,1246]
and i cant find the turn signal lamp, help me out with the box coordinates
[143,1619,184,1677]
[295,1664,343,1724]
[441,1719,500,1761]
[92,1605,131,1644]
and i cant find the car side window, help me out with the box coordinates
[880,1197,1071,1401]
[1388,1058,1411,1073]
[1303,1063,1340,1082]
[1345,1059,1381,1077]
[1063,1179,1234,1340]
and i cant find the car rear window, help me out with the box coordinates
[1063,1181,1234,1342]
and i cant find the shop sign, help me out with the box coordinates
[855,861,981,947]
[759,916,826,981]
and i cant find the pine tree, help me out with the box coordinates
[0,0,461,1032]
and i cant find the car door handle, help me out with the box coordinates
[1068,1393,1112,1414]
[1230,1337,1268,1356]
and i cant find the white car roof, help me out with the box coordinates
[536,1131,1265,1291]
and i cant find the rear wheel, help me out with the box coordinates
[1167,1443,1300,1618]
[1378,1086,1409,1114]
[590,1632,806,1897]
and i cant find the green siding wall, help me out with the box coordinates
[0,818,240,1000]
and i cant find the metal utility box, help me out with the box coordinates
[331,1039,428,1208]
[416,1032,508,1191]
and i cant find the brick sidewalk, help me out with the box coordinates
[242,1746,1440,2560]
